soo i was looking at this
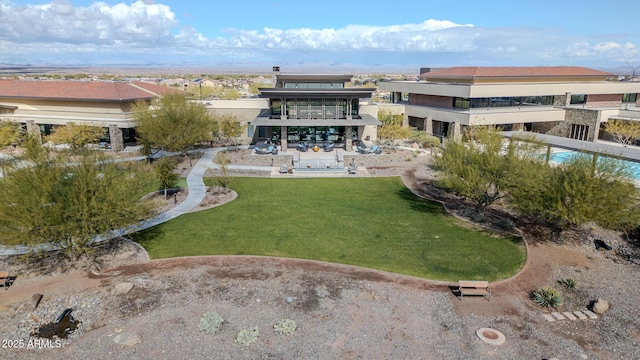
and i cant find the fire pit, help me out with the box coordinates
[476,328,505,345]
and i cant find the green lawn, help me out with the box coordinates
[133,177,526,281]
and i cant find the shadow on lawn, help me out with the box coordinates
[129,226,164,251]
[396,187,445,214]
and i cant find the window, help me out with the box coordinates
[570,124,590,140]
[453,98,470,109]
[271,100,281,116]
[570,94,587,105]
[623,93,637,103]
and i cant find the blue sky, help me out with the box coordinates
[1,0,639,72]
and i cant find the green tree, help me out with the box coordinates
[604,119,640,146]
[220,88,240,100]
[377,108,410,144]
[0,120,22,148]
[509,153,640,230]
[432,127,542,216]
[154,156,180,198]
[133,94,214,156]
[213,112,246,148]
[45,122,106,150]
[0,148,155,259]
[409,130,441,150]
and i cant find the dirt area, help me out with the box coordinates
[0,147,639,359]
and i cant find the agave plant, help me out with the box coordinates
[559,277,576,289]
[531,287,563,309]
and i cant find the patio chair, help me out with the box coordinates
[323,142,335,152]
[1,271,10,290]
[348,163,358,174]
[279,163,289,174]
[297,142,308,152]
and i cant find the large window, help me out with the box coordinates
[570,94,587,105]
[623,93,638,103]
[283,82,344,88]
[453,98,470,109]
[271,99,281,116]
[453,96,553,109]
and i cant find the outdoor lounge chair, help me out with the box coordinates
[297,142,309,152]
[254,147,270,154]
[1,271,10,290]
[323,142,335,152]
[279,163,289,173]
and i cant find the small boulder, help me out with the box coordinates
[114,282,134,295]
[113,332,141,346]
[593,299,609,314]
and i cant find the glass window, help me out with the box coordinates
[351,99,359,116]
[271,100,281,116]
[623,93,637,103]
[570,94,587,104]
[453,98,470,109]
[470,98,489,108]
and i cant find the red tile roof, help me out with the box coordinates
[420,66,613,79]
[0,80,181,102]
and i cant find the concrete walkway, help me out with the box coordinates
[0,146,422,255]
[0,148,227,255]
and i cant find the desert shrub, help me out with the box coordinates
[198,311,224,334]
[559,277,576,289]
[236,326,259,346]
[273,319,297,336]
[531,287,563,309]
[498,218,515,231]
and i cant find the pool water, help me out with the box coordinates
[547,151,640,181]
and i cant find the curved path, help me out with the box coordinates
[0,147,247,255]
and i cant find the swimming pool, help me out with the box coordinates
[547,151,640,181]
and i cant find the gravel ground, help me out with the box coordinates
[0,147,639,359]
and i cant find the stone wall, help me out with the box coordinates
[531,121,567,137]
[553,94,568,107]
[564,108,600,140]
[530,108,600,140]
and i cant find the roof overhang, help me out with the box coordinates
[251,113,381,127]
[258,88,375,99]
[276,74,353,82]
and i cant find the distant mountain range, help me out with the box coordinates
[0,62,635,76]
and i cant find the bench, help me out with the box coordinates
[458,280,491,301]
[0,271,10,290]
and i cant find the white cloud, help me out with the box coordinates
[215,20,474,52]
[0,1,637,67]
[0,0,184,45]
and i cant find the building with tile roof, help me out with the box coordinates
[378,66,640,143]
[0,80,180,151]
